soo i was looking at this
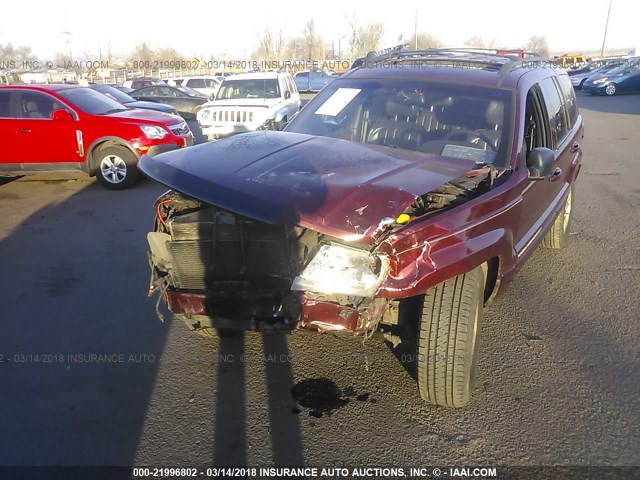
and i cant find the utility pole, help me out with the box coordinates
[414,10,418,50]
[62,31,73,60]
[600,0,612,57]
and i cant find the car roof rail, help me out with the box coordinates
[497,56,561,77]
[357,47,563,79]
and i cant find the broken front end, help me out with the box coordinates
[148,191,392,335]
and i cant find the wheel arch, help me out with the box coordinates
[86,137,139,177]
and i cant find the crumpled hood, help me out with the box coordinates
[200,98,281,109]
[139,131,477,243]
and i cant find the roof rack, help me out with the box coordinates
[360,47,561,78]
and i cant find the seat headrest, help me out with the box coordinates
[385,99,420,119]
[26,101,39,113]
[485,100,504,126]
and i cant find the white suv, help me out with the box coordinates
[196,72,301,140]
[168,76,222,99]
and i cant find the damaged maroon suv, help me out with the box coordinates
[140,50,583,407]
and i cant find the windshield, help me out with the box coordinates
[90,85,135,104]
[216,79,281,99]
[286,78,513,168]
[57,87,129,115]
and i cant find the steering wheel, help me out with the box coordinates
[444,129,498,152]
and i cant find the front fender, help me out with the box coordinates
[377,228,510,299]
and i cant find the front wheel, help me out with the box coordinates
[605,83,617,96]
[415,266,484,408]
[94,146,140,190]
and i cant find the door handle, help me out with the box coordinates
[17,129,32,133]
[549,167,563,182]
[570,142,580,153]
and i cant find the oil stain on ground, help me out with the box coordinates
[291,378,376,418]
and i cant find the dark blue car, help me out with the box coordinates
[582,57,640,96]
[89,84,180,116]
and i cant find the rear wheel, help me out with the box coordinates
[94,146,140,190]
[415,266,484,408]
[542,184,574,249]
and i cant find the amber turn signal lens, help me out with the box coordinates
[395,213,411,224]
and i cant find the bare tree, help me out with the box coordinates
[349,21,384,58]
[54,52,72,68]
[463,36,498,49]
[464,36,485,48]
[0,42,36,63]
[128,42,156,64]
[284,36,307,62]
[303,20,325,60]
[523,36,550,56]
[157,48,184,63]
[252,29,285,62]
[408,33,442,50]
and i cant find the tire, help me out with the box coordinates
[416,266,484,408]
[605,83,617,96]
[94,146,140,190]
[578,79,586,90]
[542,184,574,249]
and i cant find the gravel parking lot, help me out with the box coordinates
[0,92,638,471]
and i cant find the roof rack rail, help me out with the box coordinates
[358,47,562,78]
[497,56,561,77]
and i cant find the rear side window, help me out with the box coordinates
[0,91,12,117]
[556,74,578,128]
[187,78,206,88]
[539,77,570,146]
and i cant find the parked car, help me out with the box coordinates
[570,60,627,89]
[168,76,222,99]
[129,85,209,119]
[555,54,589,69]
[122,77,164,89]
[0,84,192,189]
[293,68,336,92]
[567,56,628,77]
[582,57,640,95]
[140,49,583,408]
[89,84,180,116]
[196,72,300,140]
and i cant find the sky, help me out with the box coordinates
[1,0,638,60]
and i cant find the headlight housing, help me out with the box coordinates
[291,243,390,297]
[592,77,608,84]
[140,125,168,139]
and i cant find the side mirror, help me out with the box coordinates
[527,147,555,180]
[284,91,291,99]
[52,109,73,121]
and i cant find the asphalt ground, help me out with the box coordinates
[0,91,638,476]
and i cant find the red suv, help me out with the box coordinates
[0,84,193,189]
[141,50,583,407]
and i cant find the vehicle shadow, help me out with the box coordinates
[576,91,640,115]
[0,177,170,473]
